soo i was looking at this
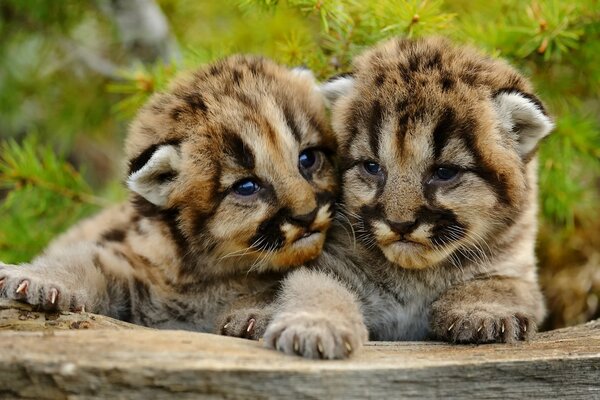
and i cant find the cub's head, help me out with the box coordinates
[125,55,337,273]
[323,37,553,269]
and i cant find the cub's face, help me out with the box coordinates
[126,56,337,272]
[323,38,553,269]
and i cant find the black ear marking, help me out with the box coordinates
[127,142,183,207]
[493,88,548,116]
[319,73,356,106]
[325,71,354,82]
[128,139,182,175]
[492,89,554,157]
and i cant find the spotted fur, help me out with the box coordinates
[259,37,552,358]
[0,55,337,332]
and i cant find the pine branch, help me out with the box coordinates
[0,138,104,263]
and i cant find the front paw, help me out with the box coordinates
[219,307,271,340]
[430,307,535,344]
[263,311,368,359]
[0,263,86,312]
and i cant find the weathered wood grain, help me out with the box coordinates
[0,300,146,331]
[0,299,598,399]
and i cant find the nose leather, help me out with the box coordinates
[387,219,418,235]
[290,208,318,227]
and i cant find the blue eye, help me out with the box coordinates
[363,161,382,175]
[233,179,260,196]
[434,167,459,181]
[299,149,317,170]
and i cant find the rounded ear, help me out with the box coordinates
[319,74,355,107]
[493,90,554,157]
[127,144,181,207]
[291,66,317,82]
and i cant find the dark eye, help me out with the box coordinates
[434,167,459,181]
[363,161,382,175]
[299,149,317,170]
[233,179,260,196]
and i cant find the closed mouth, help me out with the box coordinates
[390,239,427,249]
[301,231,317,239]
[292,230,322,246]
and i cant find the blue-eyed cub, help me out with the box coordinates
[256,37,553,359]
[0,55,337,334]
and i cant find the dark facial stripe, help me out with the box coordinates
[223,129,255,170]
[249,207,289,251]
[128,139,181,175]
[461,129,511,206]
[281,104,303,143]
[413,206,466,247]
[315,190,337,208]
[367,100,384,155]
[359,203,385,222]
[432,108,456,159]
[397,113,409,154]
[415,205,459,227]
[430,108,511,205]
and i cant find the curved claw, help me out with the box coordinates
[16,280,29,295]
[317,340,324,358]
[49,288,58,305]
[246,318,256,333]
[345,341,353,355]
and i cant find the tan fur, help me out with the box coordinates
[257,38,552,358]
[0,56,337,332]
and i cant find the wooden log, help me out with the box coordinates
[0,300,146,332]
[0,299,598,399]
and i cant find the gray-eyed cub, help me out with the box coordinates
[241,37,553,359]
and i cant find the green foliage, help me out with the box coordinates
[1,0,599,272]
[0,138,105,263]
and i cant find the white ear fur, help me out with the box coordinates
[291,67,316,82]
[319,75,355,107]
[493,91,554,157]
[127,145,181,207]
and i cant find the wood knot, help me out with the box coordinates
[70,321,91,330]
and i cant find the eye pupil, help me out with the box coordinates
[234,179,260,196]
[363,161,381,175]
[299,150,316,169]
[435,167,458,181]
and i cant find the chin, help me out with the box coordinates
[379,241,446,270]
[271,232,325,268]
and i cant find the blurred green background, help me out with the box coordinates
[0,0,598,329]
